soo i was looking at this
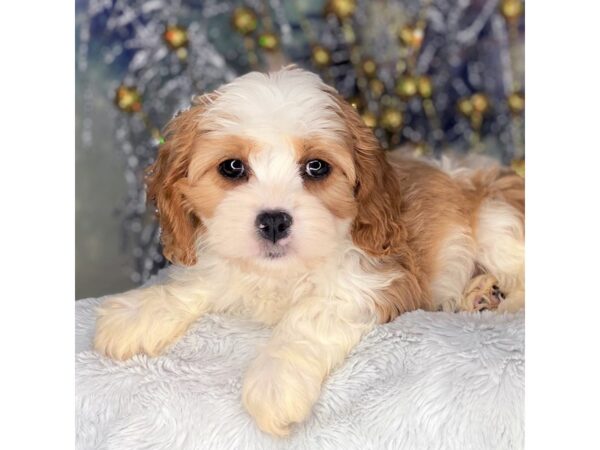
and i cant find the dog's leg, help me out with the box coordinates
[242,294,376,436]
[474,199,525,312]
[430,227,478,312]
[94,272,210,360]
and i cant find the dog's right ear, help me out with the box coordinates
[146,99,210,266]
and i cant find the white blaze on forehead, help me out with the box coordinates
[249,138,300,188]
[201,67,345,140]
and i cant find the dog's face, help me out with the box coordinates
[148,68,403,272]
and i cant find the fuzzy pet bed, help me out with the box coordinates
[76,296,524,450]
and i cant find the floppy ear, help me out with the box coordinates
[146,105,204,266]
[332,95,406,257]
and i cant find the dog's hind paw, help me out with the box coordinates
[463,274,506,312]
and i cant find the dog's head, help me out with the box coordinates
[147,67,403,272]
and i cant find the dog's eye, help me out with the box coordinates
[304,159,330,179]
[219,159,246,179]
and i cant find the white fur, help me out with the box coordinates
[94,67,524,437]
[96,68,390,436]
[202,134,347,272]
[430,228,477,312]
[475,200,525,312]
[96,243,386,435]
[199,67,345,142]
[432,153,525,312]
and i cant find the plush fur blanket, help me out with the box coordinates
[76,296,524,450]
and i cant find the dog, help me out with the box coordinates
[94,67,524,436]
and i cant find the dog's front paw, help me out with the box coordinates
[94,292,173,360]
[242,353,321,437]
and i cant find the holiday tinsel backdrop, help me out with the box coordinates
[75,0,524,288]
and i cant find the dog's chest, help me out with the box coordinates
[214,272,301,325]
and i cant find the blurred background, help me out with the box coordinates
[75,0,524,299]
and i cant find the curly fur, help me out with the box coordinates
[94,67,525,436]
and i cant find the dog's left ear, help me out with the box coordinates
[330,93,406,257]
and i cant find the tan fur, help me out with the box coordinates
[331,97,524,320]
[98,69,524,437]
[148,85,524,319]
[331,95,407,257]
[146,106,204,266]
[186,135,256,218]
[295,137,357,219]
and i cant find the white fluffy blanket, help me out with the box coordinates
[76,297,524,450]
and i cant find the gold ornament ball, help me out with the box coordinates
[176,47,188,60]
[369,79,385,99]
[457,97,473,117]
[361,58,377,78]
[232,7,258,35]
[417,75,433,98]
[379,108,403,131]
[399,24,424,49]
[163,25,188,50]
[500,0,524,21]
[115,85,142,113]
[312,45,331,67]
[395,59,407,75]
[348,96,363,111]
[411,27,424,49]
[508,92,525,114]
[395,75,418,98]
[361,111,377,128]
[327,0,357,20]
[471,93,490,114]
[258,32,279,51]
[398,25,414,47]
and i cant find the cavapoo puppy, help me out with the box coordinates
[94,67,524,436]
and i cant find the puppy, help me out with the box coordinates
[94,67,524,436]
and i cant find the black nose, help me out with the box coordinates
[255,211,293,243]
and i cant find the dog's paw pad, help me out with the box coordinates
[464,274,506,312]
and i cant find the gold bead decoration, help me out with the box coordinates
[361,58,377,78]
[163,25,188,50]
[508,92,525,114]
[312,45,332,67]
[257,32,279,51]
[361,111,377,128]
[411,27,424,49]
[115,85,142,113]
[379,108,403,131]
[511,159,525,177]
[395,75,418,98]
[369,79,385,99]
[471,93,490,114]
[398,24,424,49]
[396,59,407,75]
[457,97,473,117]
[417,75,433,98]
[348,96,363,111]
[399,25,414,46]
[500,0,524,22]
[326,0,357,20]
[232,7,258,35]
[459,94,490,116]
